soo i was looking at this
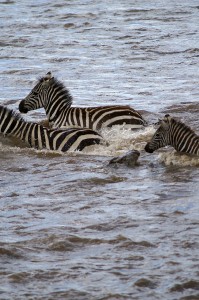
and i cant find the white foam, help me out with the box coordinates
[0,141,27,154]
[158,150,199,167]
[82,125,155,156]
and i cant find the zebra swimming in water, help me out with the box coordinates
[0,105,105,152]
[19,72,147,131]
[145,114,199,155]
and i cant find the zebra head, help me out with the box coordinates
[145,114,171,153]
[19,72,54,113]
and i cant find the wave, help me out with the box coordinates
[158,151,199,166]
[82,125,155,156]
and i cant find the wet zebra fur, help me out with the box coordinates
[0,105,104,152]
[19,72,147,131]
[145,114,199,155]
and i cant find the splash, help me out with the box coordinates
[0,126,155,158]
[158,150,199,167]
[82,125,156,156]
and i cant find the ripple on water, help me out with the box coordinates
[115,236,156,250]
[134,277,158,289]
[170,280,199,292]
[0,246,23,259]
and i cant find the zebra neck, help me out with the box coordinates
[171,123,199,155]
[46,101,71,124]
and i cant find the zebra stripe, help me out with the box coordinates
[0,105,104,152]
[19,72,147,131]
[145,114,199,155]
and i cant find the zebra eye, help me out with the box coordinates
[32,91,38,96]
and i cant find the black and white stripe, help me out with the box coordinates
[0,105,104,152]
[145,114,199,155]
[19,72,147,131]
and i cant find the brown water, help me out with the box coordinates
[0,1,199,299]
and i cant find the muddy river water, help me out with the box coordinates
[0,1,199,299]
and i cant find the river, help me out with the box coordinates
[0,1,199,299]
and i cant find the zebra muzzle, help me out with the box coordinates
[19,100,28,113]
[144,143,154,153]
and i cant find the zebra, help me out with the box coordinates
[145,114,199,155]
[0,105,105,152]
[19,72,147,131]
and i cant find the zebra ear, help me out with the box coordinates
[45,71,52,79]
[42,72,54,86]
[43,72,53,82]
[160,119,170,130]
[164,114,170,118]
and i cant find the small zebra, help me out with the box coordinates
[19,72,147,131]
[0,105,104,152]
[145,114,199,155]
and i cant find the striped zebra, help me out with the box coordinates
[0,105,104,152]
[19,72,146,131]
[145,114,199,155]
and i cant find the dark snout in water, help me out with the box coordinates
[144,143,154,153]
[109,149,140,167]
[19,100,28,113]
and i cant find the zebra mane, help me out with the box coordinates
[169,116,198,137]
[38,76,73,106]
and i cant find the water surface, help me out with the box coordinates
[0,1,199,299]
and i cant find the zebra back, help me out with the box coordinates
[52,105,145,131]
[19,72,147,131]
[145,114,199,155]
[0,105,104,152]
